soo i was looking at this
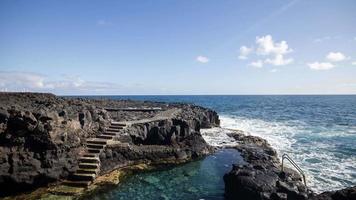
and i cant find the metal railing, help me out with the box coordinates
[281,153,307,187]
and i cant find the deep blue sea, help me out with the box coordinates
[82,95,356,197]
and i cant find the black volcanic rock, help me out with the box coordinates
[0,92,219,197]
[224,131,310,200]
[225,131,355,200]
[100,118,213,174]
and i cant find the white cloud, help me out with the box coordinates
[0,71,46,89]
[196,56,209,63]
[238,35,294,67]
[308,62,335,70]
[0,71,123,93]
[238,46,253,60]
[249,60,263,68]
[265,54,293,66]
[352,61,356,65]
[256,35,292,56]
[326,52,346,62]
[270,69,278,73]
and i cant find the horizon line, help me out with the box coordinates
[1,92,356,96]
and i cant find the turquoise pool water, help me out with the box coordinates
[88,149,244,200]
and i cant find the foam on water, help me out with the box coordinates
[218,115,356,193]
[201,128,239,147]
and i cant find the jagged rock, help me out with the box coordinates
[0,92,219,197]
[224,131,311,200]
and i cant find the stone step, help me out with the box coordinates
[87,144,105,149]
[79,162,100,169]
[79,157,100,163]
[103,131,118,136]
[63,180,91,187]
[70,173,96,181]
[87,148,101,154]
[82,153,98,158]
[109,124,123,128]
[86,138,107,145]
[96,135,114,140]
[109,125,123,129]
[106,128,120,132]
[76,168,98,175]
[111,122,126,126]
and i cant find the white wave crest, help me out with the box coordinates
[201,127,240,148]
[217,115,356,194]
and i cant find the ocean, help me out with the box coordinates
[82,95,356,196]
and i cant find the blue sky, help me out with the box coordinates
[0,0,355,95]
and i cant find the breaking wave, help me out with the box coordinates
[216,115,356,193]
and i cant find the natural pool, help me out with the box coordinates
[88,149,244,200]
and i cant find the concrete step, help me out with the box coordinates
[106,128,120,132]
[87,148,102,154]
[103,131,118,136]
[109,124,122,127]
[79,157,100,163]
[86,138,107,145]
[63,180,91,187]
[79,162,100,169]
[76,168,98,175]
[110,126,125,129]
[97,135,114,140]
[87,144,105,149]
[70,173,96,181]
[109,125,123,129]
[82,153,98,157]
[111,122,126,126]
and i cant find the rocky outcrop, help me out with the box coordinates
[0,93,110,196]
[100,117,213,174]
[224,131,310,200]
[99,104,219,175]
[0,92,219,197]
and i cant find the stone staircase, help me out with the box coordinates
[63,121,127,187]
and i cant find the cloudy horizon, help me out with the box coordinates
[1,0,355,95]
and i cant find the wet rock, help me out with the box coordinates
[224,131,310,200]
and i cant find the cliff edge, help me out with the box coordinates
[0,92,219,197]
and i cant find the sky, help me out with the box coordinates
[0,0,356,95]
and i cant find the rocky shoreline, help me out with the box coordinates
[0,92,219,198]
[0,93,354,200]
[224,130,310,200]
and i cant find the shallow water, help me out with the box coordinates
[88,149,244,200]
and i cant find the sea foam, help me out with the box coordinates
[215,115,356,193]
